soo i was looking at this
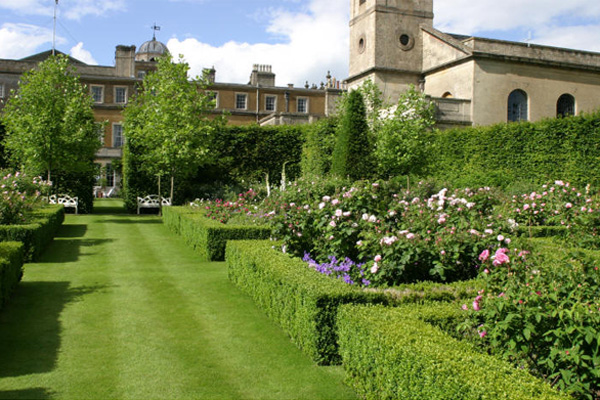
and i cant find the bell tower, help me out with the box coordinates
[347,0,433,101]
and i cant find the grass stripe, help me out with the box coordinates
[0,199,356,400]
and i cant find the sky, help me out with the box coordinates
[1,0,600,87]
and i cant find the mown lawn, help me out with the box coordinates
[0,199,356,399]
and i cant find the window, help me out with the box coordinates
[106,163,115,187]
[96,124,105,145]
[137,71,146,79]
[297,97,308,113]
[0,83,4,99]
[442,92,453,98]
[557,94,575,117]
[115,87,127,104]
[265,95,277,112]
[112,124,123,148]
[236,93,247,110]
[359,0,366,4]
[91,85,103,103]
[507,89,528,122]
[207,91,219,108]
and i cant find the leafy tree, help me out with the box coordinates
[375,85,436,178]
[123,53,219,203]
[1,54,100,184]
[331,90,374,180]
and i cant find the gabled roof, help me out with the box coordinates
[20,49,87,65]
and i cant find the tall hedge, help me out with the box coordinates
[123,124,305,211]
[300,117,337,178]
[431,113,600,188]
[331,90,374,180]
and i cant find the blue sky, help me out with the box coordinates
[1,0,600,86]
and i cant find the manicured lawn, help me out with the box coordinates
[0,199,356,400]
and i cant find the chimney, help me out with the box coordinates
[203,66,216,84]
[249,64,275,87]
[115,45,136,78]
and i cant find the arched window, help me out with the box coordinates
[557,94,575,117]
[442,92,453,98]
[507,89,528,122]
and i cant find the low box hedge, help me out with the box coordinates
[225,240,388,365]
[337,303,567,400]
[0,241,25,308]
[518,225,568,238]
[0,205,65,262]
[371,279,481,305]
[162,206,271,261]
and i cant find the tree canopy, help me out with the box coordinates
[123,53,219,202]
[1,54,100,183]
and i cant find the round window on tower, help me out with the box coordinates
[397,32,415,51]
[358,36,366,54]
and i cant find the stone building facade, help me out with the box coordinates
[347,0,600,127]
[0,38,343,191]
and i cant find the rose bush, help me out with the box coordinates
[461,246,600,399]
[0,172,50,225]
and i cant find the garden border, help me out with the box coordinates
[162,206,271,261]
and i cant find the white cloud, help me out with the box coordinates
[0,23,65,59]
[434,0,600,51]
[166,0,349,86]
[0,0,125,20]
[70,42,98,64]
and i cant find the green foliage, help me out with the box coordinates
[300,117,337,178]
[0,241,24,308]
[0,205,64,262]
[1,54,100,201]
[375,85,436,178]
[123,54,219,202]
[431,112,600,188]
[225,240,388,365]
[337,304,566,400]
[331,90,374,180]
[463,246,600,398]
[207,124,304,186]
[162,206,271,261]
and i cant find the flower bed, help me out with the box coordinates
[0,241,25,309]
[337,303,566,400]
[162,206,271,261]
[460,242,600,398]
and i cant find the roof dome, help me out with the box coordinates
[136,38,168,62]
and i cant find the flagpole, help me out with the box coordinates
[52,0,58,55]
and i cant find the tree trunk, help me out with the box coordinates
[170,175,174,204]
[158,174,162,216]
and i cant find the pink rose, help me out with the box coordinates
[492,248,510,266]
[479,249,490,262]
[374,254,382,262]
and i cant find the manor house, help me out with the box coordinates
[0,36,343,188]
[347,0,600,127]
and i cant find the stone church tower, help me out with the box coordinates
[348,0,433,101]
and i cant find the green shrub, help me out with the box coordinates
[225,240,388,365]
[162,206,271,261]
[331,90,374,180]
[431,112,600,188]
[301,117,337,178]
[0,205,64,261]
[337,304,567,400]
[0,241,24,308]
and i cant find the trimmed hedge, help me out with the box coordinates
[431,112,600,188]
[374,278,481,305]
[337,303,567,400]
[225,240,388,365]
[0,241,24,308]
[0,205,64,262]
[162,206,271,261]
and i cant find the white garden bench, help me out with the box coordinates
[137,195,171,214]
[49,194,79,214]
